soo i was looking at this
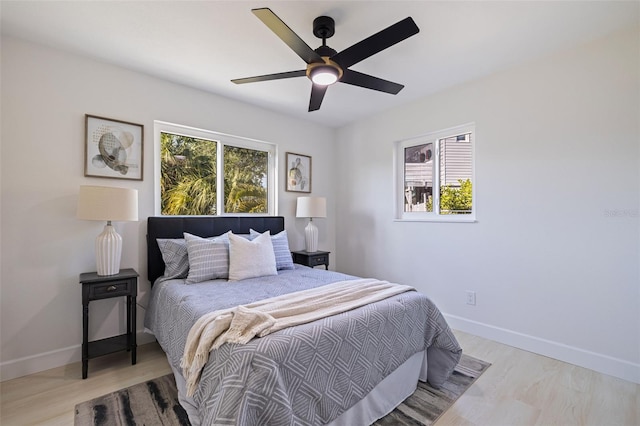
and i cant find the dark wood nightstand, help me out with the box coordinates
[291,250,330,270]
[79,268,138,379]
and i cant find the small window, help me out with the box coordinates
[155,122,276,216]
[395,123,475,221]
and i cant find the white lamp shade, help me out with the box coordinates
[77,185,138,222]
[77,185,138,275]
[296,197,327,218]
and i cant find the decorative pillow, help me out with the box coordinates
[157,238,189,279]
[184,233,230,283]
[228,231,277,281]
[249,229,294,270]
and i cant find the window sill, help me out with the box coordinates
[394,216,477,223]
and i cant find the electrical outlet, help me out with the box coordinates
[466,291,476,306]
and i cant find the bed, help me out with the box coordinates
[144,216,462,426]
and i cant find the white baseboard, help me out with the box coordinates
[1,344,81,382]
[5,319,638,385]
[0,332,155,382]
[444,313,640,384]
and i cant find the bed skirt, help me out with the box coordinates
[168,349,428,426]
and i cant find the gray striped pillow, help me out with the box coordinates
[184,232,230,283]
[249,229,294,270]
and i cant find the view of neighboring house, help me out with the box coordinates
[404,133,472,212]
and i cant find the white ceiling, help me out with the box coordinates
[2,1,638,128]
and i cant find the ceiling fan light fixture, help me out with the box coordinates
[310,66,339,85]
[307,59,343,86]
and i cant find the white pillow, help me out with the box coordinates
[184,232,229,283]
[249,229,294,270]
[228,231,277,281]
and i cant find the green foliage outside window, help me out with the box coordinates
[223,146,267,214]
[426,179,472,214]
[160,133,267,215]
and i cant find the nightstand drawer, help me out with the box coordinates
[89,280,132,299]
[309,254,328,266]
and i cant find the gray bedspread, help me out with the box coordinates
[144,266,461,425]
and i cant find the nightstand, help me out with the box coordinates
[79,268,138,379]
[291,250,330,270]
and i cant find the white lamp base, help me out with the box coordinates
[96,222,122,276]
[305,219,319,253]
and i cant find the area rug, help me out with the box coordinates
[74,354,489,426]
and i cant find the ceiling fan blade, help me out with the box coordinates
[232,70,306,84]
[340,69,404,94]
[308,85,328,111]
[332,17,419,68]
[252,8,324,65]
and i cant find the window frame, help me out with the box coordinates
[154,121,277,216]
[394,123,476,222]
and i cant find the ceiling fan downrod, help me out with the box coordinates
[313,15,338,57]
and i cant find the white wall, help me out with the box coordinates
[335,27,640,383]
[0,37,336,380]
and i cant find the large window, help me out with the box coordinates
[395,123,475,221]
[155,121,276,215]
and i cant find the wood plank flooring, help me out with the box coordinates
[438,332,639,426]
[1,330,637,425]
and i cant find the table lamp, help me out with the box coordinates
[296,196,326,252]
[77,185,138,276]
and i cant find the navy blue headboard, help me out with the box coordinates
[147,216,285,284]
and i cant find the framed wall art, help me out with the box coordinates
[85,114,144,180]
[285,152,311,193]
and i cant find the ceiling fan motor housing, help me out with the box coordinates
[315,45,337,57]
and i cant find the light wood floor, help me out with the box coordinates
[1,330,638,425]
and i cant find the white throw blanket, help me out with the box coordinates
[181,278,415,396]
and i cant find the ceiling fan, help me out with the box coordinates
[231,8,420,112]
